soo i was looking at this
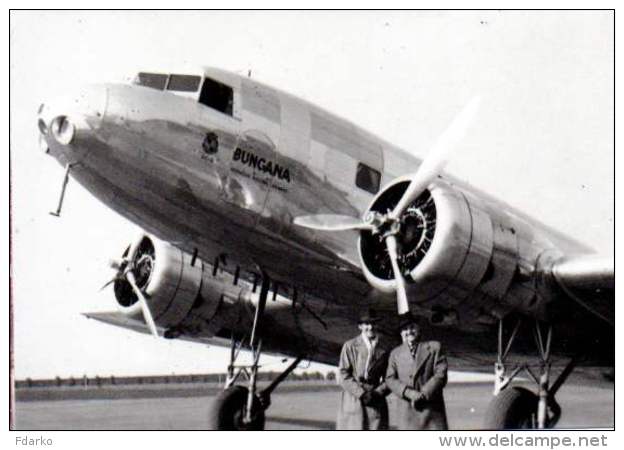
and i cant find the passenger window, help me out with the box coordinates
[199,78,234,116]
[167,74,201,92]
[355,163,381,194]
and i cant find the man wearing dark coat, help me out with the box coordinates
[336,309,390,430]
[386,313,449,430]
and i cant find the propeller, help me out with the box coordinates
[99,234,159,337]
[293,212,380,232]
[385,234,409,314]
[125,270,158,337]
[389,96,481,220]
[293,96,481,314]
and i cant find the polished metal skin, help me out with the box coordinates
[39,68,613,367]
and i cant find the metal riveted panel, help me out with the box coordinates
[452,190,494,291]
[146,238,202,328]
[479,220,518,301]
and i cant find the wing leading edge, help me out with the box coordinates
[552,255,614,326]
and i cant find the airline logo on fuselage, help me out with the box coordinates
[233,147,291,183]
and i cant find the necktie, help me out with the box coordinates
[364,338,377,380]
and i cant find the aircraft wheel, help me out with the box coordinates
[207,385,265,430]
[483,387,538,429]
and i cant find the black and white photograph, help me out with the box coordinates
[9,10,614,437]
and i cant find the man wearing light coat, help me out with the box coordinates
[386,313,449,430]
[336,309,390,430]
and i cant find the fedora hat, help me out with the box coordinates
[358,308,382,324]
[397,312,420,331]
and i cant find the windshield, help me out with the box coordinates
[134,72,201,93]
[166,74,201,92]
[135,72,168,90]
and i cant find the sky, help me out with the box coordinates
[9,11,614,379]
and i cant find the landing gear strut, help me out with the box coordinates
[484,317,576,429]
[207,274,303,430]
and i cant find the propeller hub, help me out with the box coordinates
[134,254,154,288]
[363,210,386,232]
[380,218,402,240]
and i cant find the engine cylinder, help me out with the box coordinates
[114,235,214,329]
[358,180,495,303]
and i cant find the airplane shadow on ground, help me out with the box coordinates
[267,416,336,430]
[267,416,399,430]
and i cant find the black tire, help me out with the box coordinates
[483,386,538,429]
[207,386,265,430]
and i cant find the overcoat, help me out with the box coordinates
[336,335,390,430]
[386,340,448,430]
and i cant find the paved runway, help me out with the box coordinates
[15,382,613,430]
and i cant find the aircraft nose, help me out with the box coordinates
[38,84,107,147]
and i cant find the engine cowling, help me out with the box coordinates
[113,235,219,329]
[358,180,496,303]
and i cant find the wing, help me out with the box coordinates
[82,311,227,346]
[552,255,614,326]
[82,311,298,361]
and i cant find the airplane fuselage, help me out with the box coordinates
[40,68,605,365]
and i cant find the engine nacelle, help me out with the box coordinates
[113,235,218,329]
[358,180,496,303]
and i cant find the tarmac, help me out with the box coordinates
[15,381,614,430]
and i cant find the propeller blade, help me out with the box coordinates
[109,258,123,271]
[98,258,127,292]
[385,234,410,314]
[390,96,481,220]
[98,277,117,292]
[293,214,376,232]
[126,233,146,263]
[126,271,158,337]
[99,238,145,295]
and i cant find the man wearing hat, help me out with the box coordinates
[336,309,390,430]
[386,313,448,430]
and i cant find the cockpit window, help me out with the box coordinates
[135,72,168,90]
[167,74,201,92]
[199,77,234,116]
[355,163,381,194]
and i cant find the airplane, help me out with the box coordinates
[36,67,614,430]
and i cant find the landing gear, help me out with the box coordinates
[484,386,537,429]
[206,274,303,430]
[483,317,573,429]
[208,385,265,430]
